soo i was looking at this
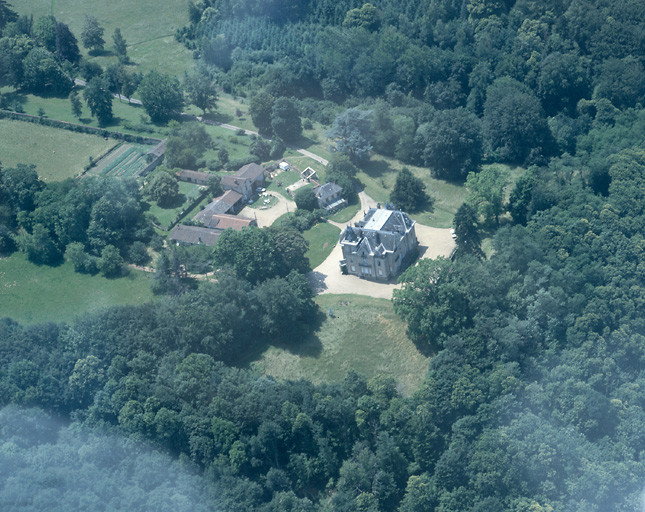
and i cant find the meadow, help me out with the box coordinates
[0,118,115,181]
[0,253,153,325]
[13,0,193,77]
[249,294,431,396]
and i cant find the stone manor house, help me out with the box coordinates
[339,207,418,280]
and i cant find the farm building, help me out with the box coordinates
[193,190,243,224]
[221,163,266,200]
[339,208,417,281]
[199,213,256,230]
[169,225,222,246]
[176,169,211,186]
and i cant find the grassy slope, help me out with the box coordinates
[13,0,192,77]
[0,118,115,181]
[0,253,153,324]
[250,294,430,396]
[303,222,340,269]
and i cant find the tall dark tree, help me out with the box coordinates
[0,0,17,31]
[22,47,72,95]
[416,108,483,181]
[33,15,57,52]
[270,97,302,142]
[69,90,82,118]
[294,187,318,211]
[112,28,128,64]
[390,167,432,213]
[83,76,113,126]
[55,22,80,64]
[453,203,484,259]
[483,78,553,164]
[81,15,105,53]
[249,90,275,137]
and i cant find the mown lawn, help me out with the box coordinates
[303,222,340,269]
[14,0,193,77]
[0,253,153,325]
[0,118,115,181]
[250,294,430,396]
[355,155,468,229]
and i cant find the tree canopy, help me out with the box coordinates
[138,71,184,123]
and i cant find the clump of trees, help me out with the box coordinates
[0,165,152,273]
[164,121,212,169]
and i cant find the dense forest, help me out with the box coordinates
[2,0,645,510]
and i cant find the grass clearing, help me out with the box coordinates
[250,294,430,396]
[356,155,468,228]
[267,169,301,194]
[0,118,115,181]
[14,0,192,77]
[303,222,340,268]
[146,182,204,229]
[0,252,153,325]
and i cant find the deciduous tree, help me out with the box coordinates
[139,70,184,123]
[81,15,105,53]
[184,69,217,114]
[83,76,113,126]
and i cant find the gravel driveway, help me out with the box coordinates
[238,192,296,227]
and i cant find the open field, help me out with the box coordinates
[13,0,193,77]
[0,118,115,181]
[249,294,430,396]
[0,253,153,325]
[303,223,340,269]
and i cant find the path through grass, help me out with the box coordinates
[0,253,153,325]
[250,294,430,396]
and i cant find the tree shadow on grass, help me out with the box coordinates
[359,159,393,179]
[88,49,115,58]
[203,111,234,125]
[158,193,187,210]
[235,307,326,369]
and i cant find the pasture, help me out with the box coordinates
[0,118,115,181]
[0,253,153,325]
[13,0,193,77]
